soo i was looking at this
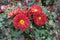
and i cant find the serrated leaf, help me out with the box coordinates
[49,20,56,27]
[42,7,48,14]
[34,31,41,40]
[48,15,54,20]
[49,20,54,25]
[52,12,57,20]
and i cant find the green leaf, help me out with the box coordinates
[27,0,35,6]
[21,6,27,9]
[46,0,50,5]
[0,23,3,27]
[37,1,42,6]
[47,37,51,40]
[51,37,57,40]
[11,29,23,38]
[0,17,3,21]
[34,31,41,40]
[12,38,18,40]
[42,7,48,14]
[48,20,54,25]
[52,12,57,20]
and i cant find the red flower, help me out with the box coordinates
[28,5,42,18]
[13,8,21,15]
[8,8,22,18]
[13,13,30,31]
[33,13,47,26]
[30,5,42,13]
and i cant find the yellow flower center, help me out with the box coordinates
[38,16,42,20]
[19,20,25,25]
[34,9,38,12]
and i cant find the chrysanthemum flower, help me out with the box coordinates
[13,8,21,15]
[28,5,42,18]
[30,5,42,13]
[8,8,22,18]
[13,13,30,31]
[33,13,48,26]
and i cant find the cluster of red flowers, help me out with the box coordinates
[29,5,48,26]
[11,5,48,31]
